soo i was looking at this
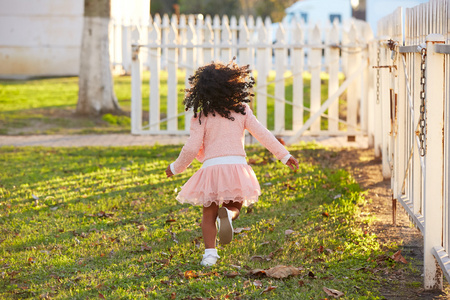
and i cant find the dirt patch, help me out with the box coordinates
[324,147,450,299]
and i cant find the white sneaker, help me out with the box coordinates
[217,207,233,245]
[201,255,218,266]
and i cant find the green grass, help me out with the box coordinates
[0,71,345,135]
[0,143,403,299]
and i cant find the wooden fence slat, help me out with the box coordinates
[346,24,359,137]
[203,22,214,64]
[327,21,339,133]
[149,22,161,131]
[292,21,304,132]
[131,43,142,134]
[256,26,268,127]
[167,24,179,131]
[185,22,196,131]
[309,24,322,133]
[274,24,286,133]
[221,20,232,63]
[424,34,445,290]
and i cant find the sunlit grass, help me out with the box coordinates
[0,144,401,299]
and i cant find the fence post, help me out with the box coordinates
[167,24,179,131]
[347,24,360,139]
[131,44,142,134]
[221,20,232,63]
[184,22,196,131]
[213,15,221,59]
[149,22,161,132]
[327,20,339,133]
[309,24,322,133]
[292,21,304,132]
[379,37,392,179]
[256,26,268,127]
[274,25,286,133]
[424,33,445,290]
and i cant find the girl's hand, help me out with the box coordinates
[286,156,299,171]
[166,165,174,177]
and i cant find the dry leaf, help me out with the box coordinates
[138,225,146,232]
[184,270,198,279]
[265,265,301,279]
[234,227,251,234]
[298,280,305,286]
[248,269,266,277]
[224,271,239,278]
[285,229,295,235]
[98,292,105,299]
[391,250,408,264]
[253,280,263,288]
[250,255,271,262]
[261,285,278,294]
[323,287,344,298]
[170,292,176,299]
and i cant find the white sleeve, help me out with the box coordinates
[170,163,177,175]
[280,153,291,164]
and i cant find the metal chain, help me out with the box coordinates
[376,46,380,104]
[419,47,427,157]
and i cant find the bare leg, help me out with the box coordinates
[223,200,243,221]
[202,203,219,249]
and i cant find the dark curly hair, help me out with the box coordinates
[183,60,255,124]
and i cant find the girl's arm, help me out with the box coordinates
[244,105,290,160]
[167,116,205,176]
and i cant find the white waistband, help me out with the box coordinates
[202,156,247,168]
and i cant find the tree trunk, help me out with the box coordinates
[77,0,121,115]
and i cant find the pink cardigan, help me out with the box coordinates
[171,104,289,174]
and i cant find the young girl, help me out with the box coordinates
[165,61,299,266]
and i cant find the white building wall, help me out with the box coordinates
[0,0,150,79]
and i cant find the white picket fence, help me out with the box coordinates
[376,0,450,290]
[128,14,374,139]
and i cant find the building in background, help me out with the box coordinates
[0,0,150,79]
[284,0,429,34]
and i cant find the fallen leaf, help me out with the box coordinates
[322,212,330,217]
[166,219,176,223]
[170,292,176,299]
[333,194,342,199]
[224,271,240,278]
[323,287,344,298]
[261,285,278,294]
[250,255,271,262]
[138,225,146,232]
[32,194,39,200]
[391,250,408,264]
[98,292,105,299]
[248,268,266,277]
[298,280,305,286]
[308,271,317,278]
[265,265,301,279]
[285,229,295,235]
[253,280,263,288]
[184,270,198,279]
[234,227,251,234]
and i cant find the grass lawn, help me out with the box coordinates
[0,72,343,135]
[0,143,405,299]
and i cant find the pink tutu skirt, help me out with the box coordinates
[176,164,261,207]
